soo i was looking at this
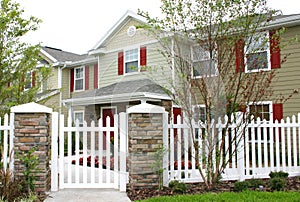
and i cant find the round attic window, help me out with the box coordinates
[127,26,136,37]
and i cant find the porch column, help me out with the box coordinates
[127,102,168,189]
[11,102,54,198]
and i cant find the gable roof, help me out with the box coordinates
[89,10,146,54]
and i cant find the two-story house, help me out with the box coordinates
[38,11,300,127]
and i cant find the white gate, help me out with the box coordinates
[51,112,127,191]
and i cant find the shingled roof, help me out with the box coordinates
[41,46,88,62]
[71,79,170,99]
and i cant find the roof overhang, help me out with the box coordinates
[267,14,300,29]
[89,10,146,53]
[63,92,171,107]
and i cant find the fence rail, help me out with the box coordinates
[166,113,300,183]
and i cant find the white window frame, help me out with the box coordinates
[124,47,140,74]
[74,66,84,91]
[74,110,84,126]
[245,31,271,73]
[247,101,273,122]
[191,45,218,78]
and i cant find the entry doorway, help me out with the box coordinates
[101,107,117,150]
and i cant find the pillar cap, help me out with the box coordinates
[11,102,53,113]
[127,102,165,114]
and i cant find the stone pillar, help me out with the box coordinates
[11,103,53,198]
[127,102,167,189]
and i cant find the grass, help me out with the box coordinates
[135,191,300,202]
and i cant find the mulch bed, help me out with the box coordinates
[126,177,300,201]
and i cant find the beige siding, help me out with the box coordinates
[61,68,70,100]
[273,26,300,117]
[40,93,60,112]
[105,20,154,51]
[98,18,171,90]
[99,41,171,90]
[47,67,58,90]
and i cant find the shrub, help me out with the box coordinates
[247,178,264,190]
[169,180,188,194]
[268,177,286,191]
[0,168,27,201]
[233,181,250,192]
[269,171,289,179]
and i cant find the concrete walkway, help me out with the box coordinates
[44,189,131,202]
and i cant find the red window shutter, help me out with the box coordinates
[270,30,281,69]
[140,46,147,71]
[85,65,89,90]
[94,63,98,89]
[235,39,245,73]
[118,51,124,75]
[31,71,36,87]
[70,69,74,92]
[273,103,283,122]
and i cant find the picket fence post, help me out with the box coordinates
[119,112,127,192]
[235,112,245,181]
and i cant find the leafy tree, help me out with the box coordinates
[140,0,292,189]
[0,0,50,117]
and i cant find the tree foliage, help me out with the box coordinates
[140,0,291,188]
[0,0,50,117]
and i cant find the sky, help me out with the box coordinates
[16,0,299,55]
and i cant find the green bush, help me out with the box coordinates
[247,178,264,189]
[169,180,188,194]
[233,181,250,192]
[269,171,289,179]
[268,177,286,191]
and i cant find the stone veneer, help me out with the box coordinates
[128,113,163,189]
[12,103,52,199]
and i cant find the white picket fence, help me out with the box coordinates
[0,114,14,172]
[166,113,300,183]
[53,112,127,191]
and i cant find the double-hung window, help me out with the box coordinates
[192,45,218,78]
[245,32,270,72]
[248,101,272,122]
[125,48,139,73]
[74,67,84,91]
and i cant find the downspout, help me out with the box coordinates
[59,61,71,115]
[171,37,175,117]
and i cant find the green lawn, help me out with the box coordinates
[135,191,300,202]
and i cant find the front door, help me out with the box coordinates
[102,108,116,150]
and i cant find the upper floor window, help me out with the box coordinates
[192,45,218,78]
[74,67,84,91]
[125,48,139,73]
[118,46,147,75]
[24,72,35,91]
[245,32,270,72]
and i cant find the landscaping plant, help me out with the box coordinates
[18,147,39,193]
[268,171,289,191]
